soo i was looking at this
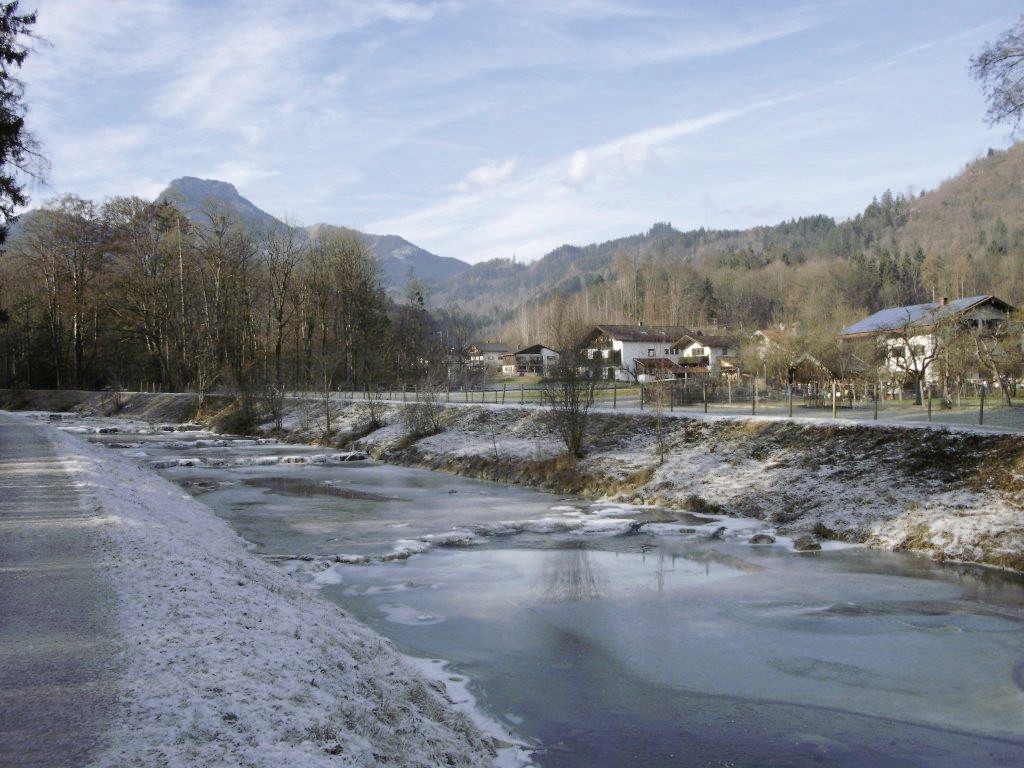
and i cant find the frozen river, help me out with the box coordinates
[60,415,1024,767]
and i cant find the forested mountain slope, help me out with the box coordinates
[445,143,1024,343]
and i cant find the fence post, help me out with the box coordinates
[752,378,757,415]
[669,380,674,412]
[728,378,732,406]
[703,379,708,414]
[640,383,644,411]
[980,384,986,425]
[520,383,524,404]
[613,380,617,409]
[927,384,933,423]
[788,385,793,418]
[831,379,837,419]
[874,382,879,420]
[446,384,450,403]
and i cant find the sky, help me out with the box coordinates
[18,0,1024,264]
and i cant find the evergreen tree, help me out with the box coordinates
[0,1,45,243]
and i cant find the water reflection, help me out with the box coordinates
[537,543,607,602]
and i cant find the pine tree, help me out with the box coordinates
[0,1,45,243]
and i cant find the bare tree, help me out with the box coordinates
[886,311,951,405]
[970,17,1024,131]
[541,300,597,463]
[969,311,1024,406]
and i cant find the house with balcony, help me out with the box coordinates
[576,324,692,381]
[501,344,560,377]
[675,332,743,378]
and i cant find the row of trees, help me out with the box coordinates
[0,195,467,422]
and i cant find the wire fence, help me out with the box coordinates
[312,379,1024,433]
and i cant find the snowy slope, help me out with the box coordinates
[42,418,497,768]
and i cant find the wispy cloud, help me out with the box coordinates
[16,0,1016,263]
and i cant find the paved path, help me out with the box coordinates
[0,414,119,767]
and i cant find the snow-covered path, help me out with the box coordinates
[0,413,121,767]
[0,412,498,768]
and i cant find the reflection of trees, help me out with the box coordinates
[537,544,606,602]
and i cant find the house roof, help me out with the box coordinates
[472,342,511,353]
[839,295,1013,338]
[513,343,557,355]
[792,352,869,380]
[581,324,692,344]
[679,332,742,349]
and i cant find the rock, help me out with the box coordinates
[623,521,647,536]
[793,535,821,552]
[708,526,728,540]
[748,533,776,545]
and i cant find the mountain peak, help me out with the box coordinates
[157,177,280,231]
[155,179,470,288]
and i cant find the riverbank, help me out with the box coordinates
[12,412,497,768]
[4,388,1023,571]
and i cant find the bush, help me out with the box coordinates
[400,386,445,438]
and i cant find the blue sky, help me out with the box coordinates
[20,0,1024,264]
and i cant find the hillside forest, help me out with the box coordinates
[2,142,1024,406]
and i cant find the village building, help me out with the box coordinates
[500,344,561,377]
[576,324,692,381]
[838,295,1014,384]
[468,342,512,373]
[675,332,743,378]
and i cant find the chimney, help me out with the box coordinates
[939,296,948,306]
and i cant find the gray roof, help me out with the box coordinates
[839,296,1011,337]
[512,344,557,355]
[584,324,693,343]
[472,342,511,353]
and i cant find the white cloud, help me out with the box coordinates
[565,150,592,186]
[463,158,517,188]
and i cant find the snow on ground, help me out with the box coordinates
[324,402,1024,570]
[43,420,501,768]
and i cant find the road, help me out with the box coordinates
[0,413,120,767]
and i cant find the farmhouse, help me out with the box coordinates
[501,344,560,377]
[576,324,692,381]
[839,295,1014,384]
[675,332,743,378]
[468,342,512,372]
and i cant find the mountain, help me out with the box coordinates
[303,223,469,286]
[156,177,470,287]
[432,142,1024,326]
[428,217,836,320]
[157,177,283,232]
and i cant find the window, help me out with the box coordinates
[648,348,655,356]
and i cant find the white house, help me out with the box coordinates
[675,332,743,377]
[501,344,560,376]
[577,324,692,381]
[838,295,1014,384]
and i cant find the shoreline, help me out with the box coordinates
[4,388,1024,572]
[20,412,502,768]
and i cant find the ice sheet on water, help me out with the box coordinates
[379,602,445,625]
